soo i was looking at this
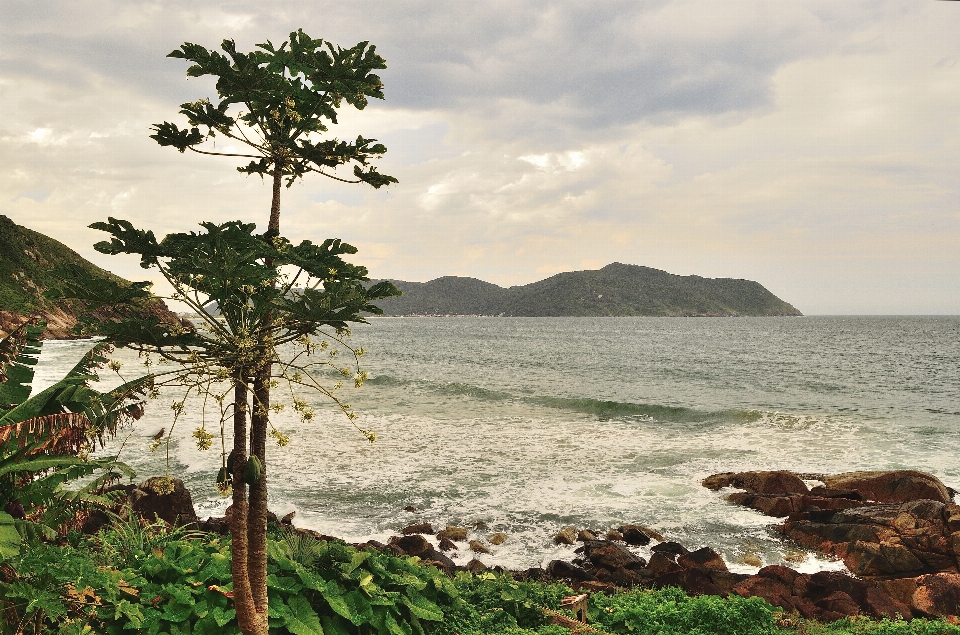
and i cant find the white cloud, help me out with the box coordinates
[0,1,958,313]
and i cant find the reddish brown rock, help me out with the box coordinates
[702,471,809,495]
[436,526,467,541]
[814,591,860,617]
[582,540,646,571]
[131,477,198,526]
[648,551,684,576]
[678,547,728,572]
[863,586,912,619]
[652,569,722,596]
[822,471,951,505]
[388,534,432,557]
[618,525,654,545]
[554,526,578,545]
[912,573,960,617]
[401,522,434,535]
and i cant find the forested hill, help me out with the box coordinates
[373,263,802,317]
[0,215,179,338]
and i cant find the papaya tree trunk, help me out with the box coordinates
[248,367,271,612]
[230,379,268,635]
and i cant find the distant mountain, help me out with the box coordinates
[0,215,180,338]
[373,263,802,317]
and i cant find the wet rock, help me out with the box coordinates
[420,548,456,574]
[678,547,728,572]
[725,492,864,518]
[582,540,647,571]
[739,553,763,568]
[702,470,809,495]
[651,541,690,557]
[577,529,597,542]
[438,537,457,551]
[403,505,416,512]
[547,560,597,582]
[401,522,434,535]
[131,477,198,526]
[822,471,952,505]
[489,532,508,545]
[389,534,431,557]
[617,525,666,547]
[605,530,623,541]
[281,511,295,525]
[465,559,487,572]
[469,540,491,554]
[437,526,467,541]
[554,526,578,545]
[618,525,652,546]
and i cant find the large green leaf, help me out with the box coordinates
[284,595,325,635]
[0,510,21,560]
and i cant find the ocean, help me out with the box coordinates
[34,316,960,574]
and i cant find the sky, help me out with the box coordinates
[1,1,959,315]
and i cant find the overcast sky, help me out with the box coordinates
[2,1,959,314]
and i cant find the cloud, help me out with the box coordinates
[1,0,959,313]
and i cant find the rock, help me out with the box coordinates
[600,567,646,587]
[619,524,664,543]
[131,477,198,526]
[577,529,597,542]
[554,526,578,545]
[489,532,507,545]
[652,569,723,596]
[605,530,623,541]
[419,548,456,574]
[725,492,864,518]
[281,511,295,525]
[739,553,763,568]
[403,505,416,512]
[618,525,652,546]
[912,573,960,617]
[547,560,597,582]
[80,509,111,534]
[438,537,457,551]
[862,586,912,619]
[651,541,690,557]
[702,471,809,495]
[469,540,491,554]
[437,526,468,541]
[648,551,684,576]
[465,559,487,572]
[678,547,728,572]
[401,522,434,535]
[822,471,952,504]
[815,591,860,617]
[389,535,432,557]
[575,580,617,595]
[778,500,960,578]
[732,575,801,613]
[581,540,647,571]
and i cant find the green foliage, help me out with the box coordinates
[151,30,397,191]
[776,615,960,635]
[2,528,463,635]
[425,571,571,635]
[0,214,130,317]
[588,586,777,635]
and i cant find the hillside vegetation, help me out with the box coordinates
[376,263,802,317]
[0,215,178,337]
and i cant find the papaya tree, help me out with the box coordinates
[58,30,399,635]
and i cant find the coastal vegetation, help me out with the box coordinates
[374,263,802,317]
[0,216,179,339]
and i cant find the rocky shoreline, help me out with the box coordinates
[73,468,960,622]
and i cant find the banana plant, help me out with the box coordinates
[0,320,147,557]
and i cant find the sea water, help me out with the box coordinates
[32,316,960,574]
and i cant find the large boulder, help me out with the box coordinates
[911,573,960,617]
[702,471,809,495]
[581,540,646,571]
[130,477,198,526]
[822,471,952,505]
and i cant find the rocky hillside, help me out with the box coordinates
[0,215,179,338]
[375,263,802,317]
